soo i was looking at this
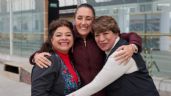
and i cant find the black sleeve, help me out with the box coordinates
[31,55,62,96]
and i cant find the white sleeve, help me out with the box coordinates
[67,51,135,96]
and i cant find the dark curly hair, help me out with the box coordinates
[40,19,74,53]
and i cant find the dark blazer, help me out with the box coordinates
[106,38,159,96]
[31,53,65,96]
[31,53,80,96]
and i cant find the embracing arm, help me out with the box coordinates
[29,51,40,65]
[115,32,142,64]
[120,32,142,52]
[29,51,52,68]
[67,51,137,96]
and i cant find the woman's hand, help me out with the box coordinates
[34,52,52,68]
[114,44,136,64]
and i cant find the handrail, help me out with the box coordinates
[138,33,171,36]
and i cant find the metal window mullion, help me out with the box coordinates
[9,0,13,55]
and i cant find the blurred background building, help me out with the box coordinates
[0,0,171,94]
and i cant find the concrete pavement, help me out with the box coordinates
[0,75,31,96]
[1,75,171,96]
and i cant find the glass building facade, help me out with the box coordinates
[0,0,171,77]
[89,0,171,77]
[0,0,44,56]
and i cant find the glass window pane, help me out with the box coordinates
[0,0,44,57]
[91,0,171,79]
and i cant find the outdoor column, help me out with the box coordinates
[159,7,170,51]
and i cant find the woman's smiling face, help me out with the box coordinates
[74,7,94,38]
[51,26,74,54]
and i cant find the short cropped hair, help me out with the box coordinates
[92,16,120,34]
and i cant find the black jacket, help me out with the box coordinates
[106,38,159,96]
[31,53,65,96]
[31,53,79,96]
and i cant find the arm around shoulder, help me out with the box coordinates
[29,51,41,65]
[120,32,142,52]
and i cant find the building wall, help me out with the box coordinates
[0,0,171,76]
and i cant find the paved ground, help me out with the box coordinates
[0,75,31,96]
[1,75,171,96]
